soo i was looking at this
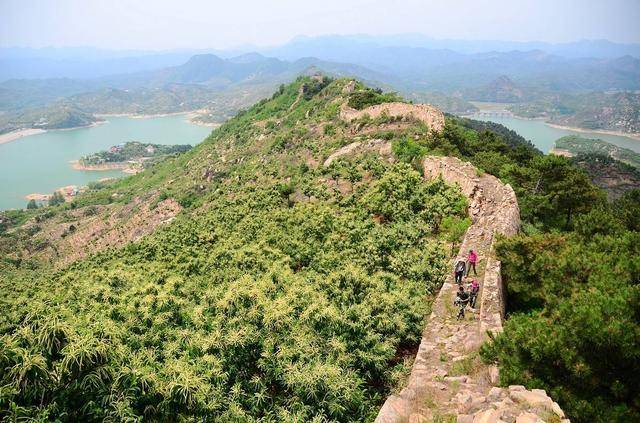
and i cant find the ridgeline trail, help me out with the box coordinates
[372,156,569,423]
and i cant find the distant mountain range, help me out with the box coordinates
[0,53,390,112]
[2,35,639,81]
[99,53,391,90]
[271,34,640,58]
[260,36,640,93]
[0,53,394,134]
[1,35,639,136]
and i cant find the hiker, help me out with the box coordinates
[454,285,470,320]
[469,279,480,309]
[454,258,466,284]
[466,249,478,276]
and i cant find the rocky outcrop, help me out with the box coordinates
[374,156,568,423]
[33,196,182,267]
[455,385,568,423]
[340,102,445,133]
[323,139,392,167]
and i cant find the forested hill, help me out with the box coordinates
[1,77,638,422]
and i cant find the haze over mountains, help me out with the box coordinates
[1,34,639,135]
[2,35,640,82]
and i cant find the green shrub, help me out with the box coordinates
[347,89,401,110]
[392,137,428,164]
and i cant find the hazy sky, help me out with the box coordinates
[1,0,639,49]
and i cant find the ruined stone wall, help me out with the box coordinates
[340,102,445,133]
[422,156,520,335]
[374,156,569,423]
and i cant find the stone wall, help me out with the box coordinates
[340,102,445,133]
[374,156,568,423]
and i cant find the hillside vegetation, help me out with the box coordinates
[0,77,469,422]
[1,77,638,422]
[551,136,640,198]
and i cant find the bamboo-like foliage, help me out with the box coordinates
[0,78,470,421]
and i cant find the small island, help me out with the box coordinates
[73,141,193,174]
[551,135,640,169]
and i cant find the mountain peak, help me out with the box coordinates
[182,54,225,67]
[228,52,268,64]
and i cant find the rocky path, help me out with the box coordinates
[374,156,568,423]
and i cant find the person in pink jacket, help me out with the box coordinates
[469,279,480,308]
[467,249,478,276]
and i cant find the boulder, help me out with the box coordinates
[472,408,503,423]
[515,412,542,423]
[487,387,503,401]
[510,390,553,407]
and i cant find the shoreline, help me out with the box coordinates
[185,110,224,128]
[0,120,108,147]
[70,160,139,174]
[24,177,117,204]
[0,128,47,145]
[25,184,86,202]
[544,122,640,141]
[1,111,218,148]
[96,110,222,128]
[95,111,192,119]
[465,108,640,141]
[548,147,573,157]
[460,112,546,122]
[187,116,223,128]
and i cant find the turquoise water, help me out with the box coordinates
[0,115,212,210]
[470,115,640,154]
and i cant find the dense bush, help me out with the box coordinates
[2,76,633,422]
[0,159,464,421]
[347,88,401,110]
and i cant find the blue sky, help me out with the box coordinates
[1,0,639,49]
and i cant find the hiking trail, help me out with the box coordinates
[371,156,569,423]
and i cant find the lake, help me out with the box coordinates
[3,112,639,211]
[469,115,640,154]
[0,115,212,210]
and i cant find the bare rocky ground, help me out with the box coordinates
[21,194,181,267]
[373,156,568,423]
